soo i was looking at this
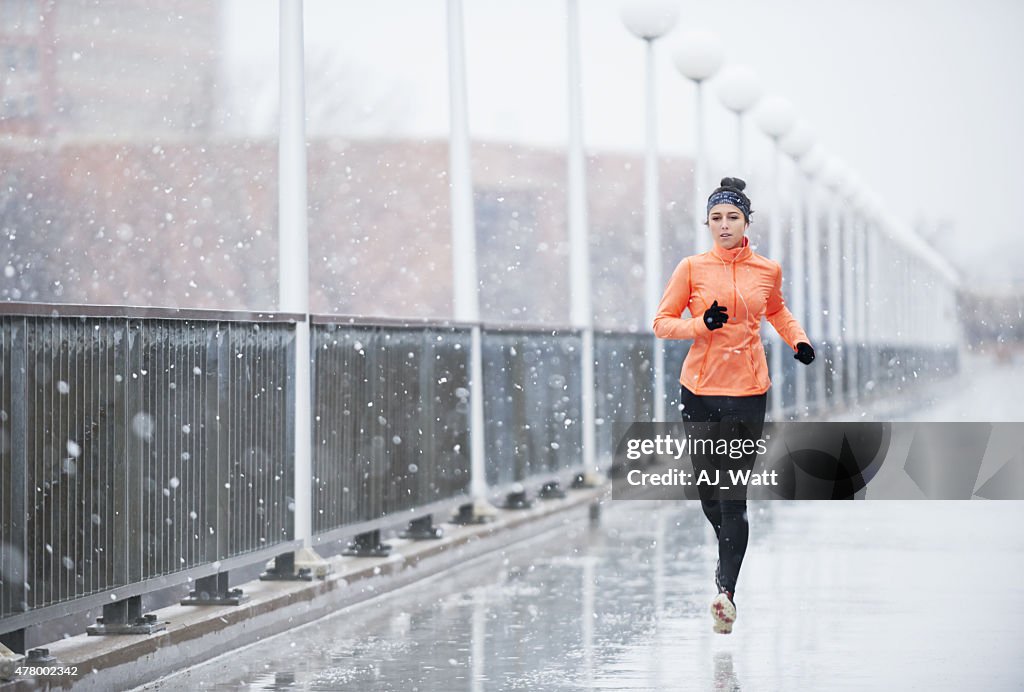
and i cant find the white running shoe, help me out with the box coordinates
[711,591,736,634]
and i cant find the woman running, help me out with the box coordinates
[653,176,815,634]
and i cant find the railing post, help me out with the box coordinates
[203,324,224,567]
[124,320,142,586]
[215,324,231,564]
[87,595,165,636]
[7,320,28,630]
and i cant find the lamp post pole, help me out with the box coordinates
[621,2,678,422]
[755,95,795,421]
[840,175,859,409]
[779,119,814,416]
[822,157,847,409]
[715,64,762,178]
[446,0,492,518]
[673,30,724,256]
[278,0,312,550]
[799,147,826,413]
[854,190,870,399]
[566,0,597,479]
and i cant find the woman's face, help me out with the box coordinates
[707,203,749,250]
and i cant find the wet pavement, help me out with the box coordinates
[147,500,1024,691]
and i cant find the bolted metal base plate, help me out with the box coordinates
[88,615,167,636]
[399,526,444,540]
[180,588,249,607]
[538,481,566,499]
[573,470,606,488]
[451,500,498,525]
[503,490,533,510]
[342,542,392,558]
[399,515,444,540]
[260,565,314,582]
[260,547,330,581]
[342,529,392,558]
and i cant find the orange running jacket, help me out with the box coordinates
[653,237,809,397]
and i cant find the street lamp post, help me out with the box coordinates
[779,119,814,416]
[278,0,311,549]
[845,174,868,406]
[821,156,847,408]
[754,95,795,421]
[272,0,331,578]
[856,192,870,399]
[859,181,876,403]
[799,146,826,412]
[446,0,493,521]
[715,64,762,177]
[673,30,724,255]
[566,0,597,482]
[621,1,678,422]
[862,189,884,396]
[838,172,859,408]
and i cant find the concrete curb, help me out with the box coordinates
[1,485,608,692]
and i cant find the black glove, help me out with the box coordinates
[794,342,815,365]
[703,300,728,331]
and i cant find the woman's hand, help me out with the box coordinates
[703,300,729,331]
[794,342,815,365]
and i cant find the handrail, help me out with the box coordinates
[0,301,304,323]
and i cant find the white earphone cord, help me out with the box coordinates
[713,245,758,357]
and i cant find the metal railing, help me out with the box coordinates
[593,331,655,463]
[309,317,473,540]
[1,304,299,632]
[481,327,584,489]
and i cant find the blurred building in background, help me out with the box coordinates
[0,129,694,329]
[0,0,49,135]
[1,0,220,138]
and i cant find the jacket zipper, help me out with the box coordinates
[732,263,737,317]
[734,262,759,384]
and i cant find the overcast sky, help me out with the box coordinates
[225,0,1024,287]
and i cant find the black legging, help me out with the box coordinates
[679,385,767,595]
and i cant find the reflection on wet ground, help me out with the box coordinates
[159,501,1024,691]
